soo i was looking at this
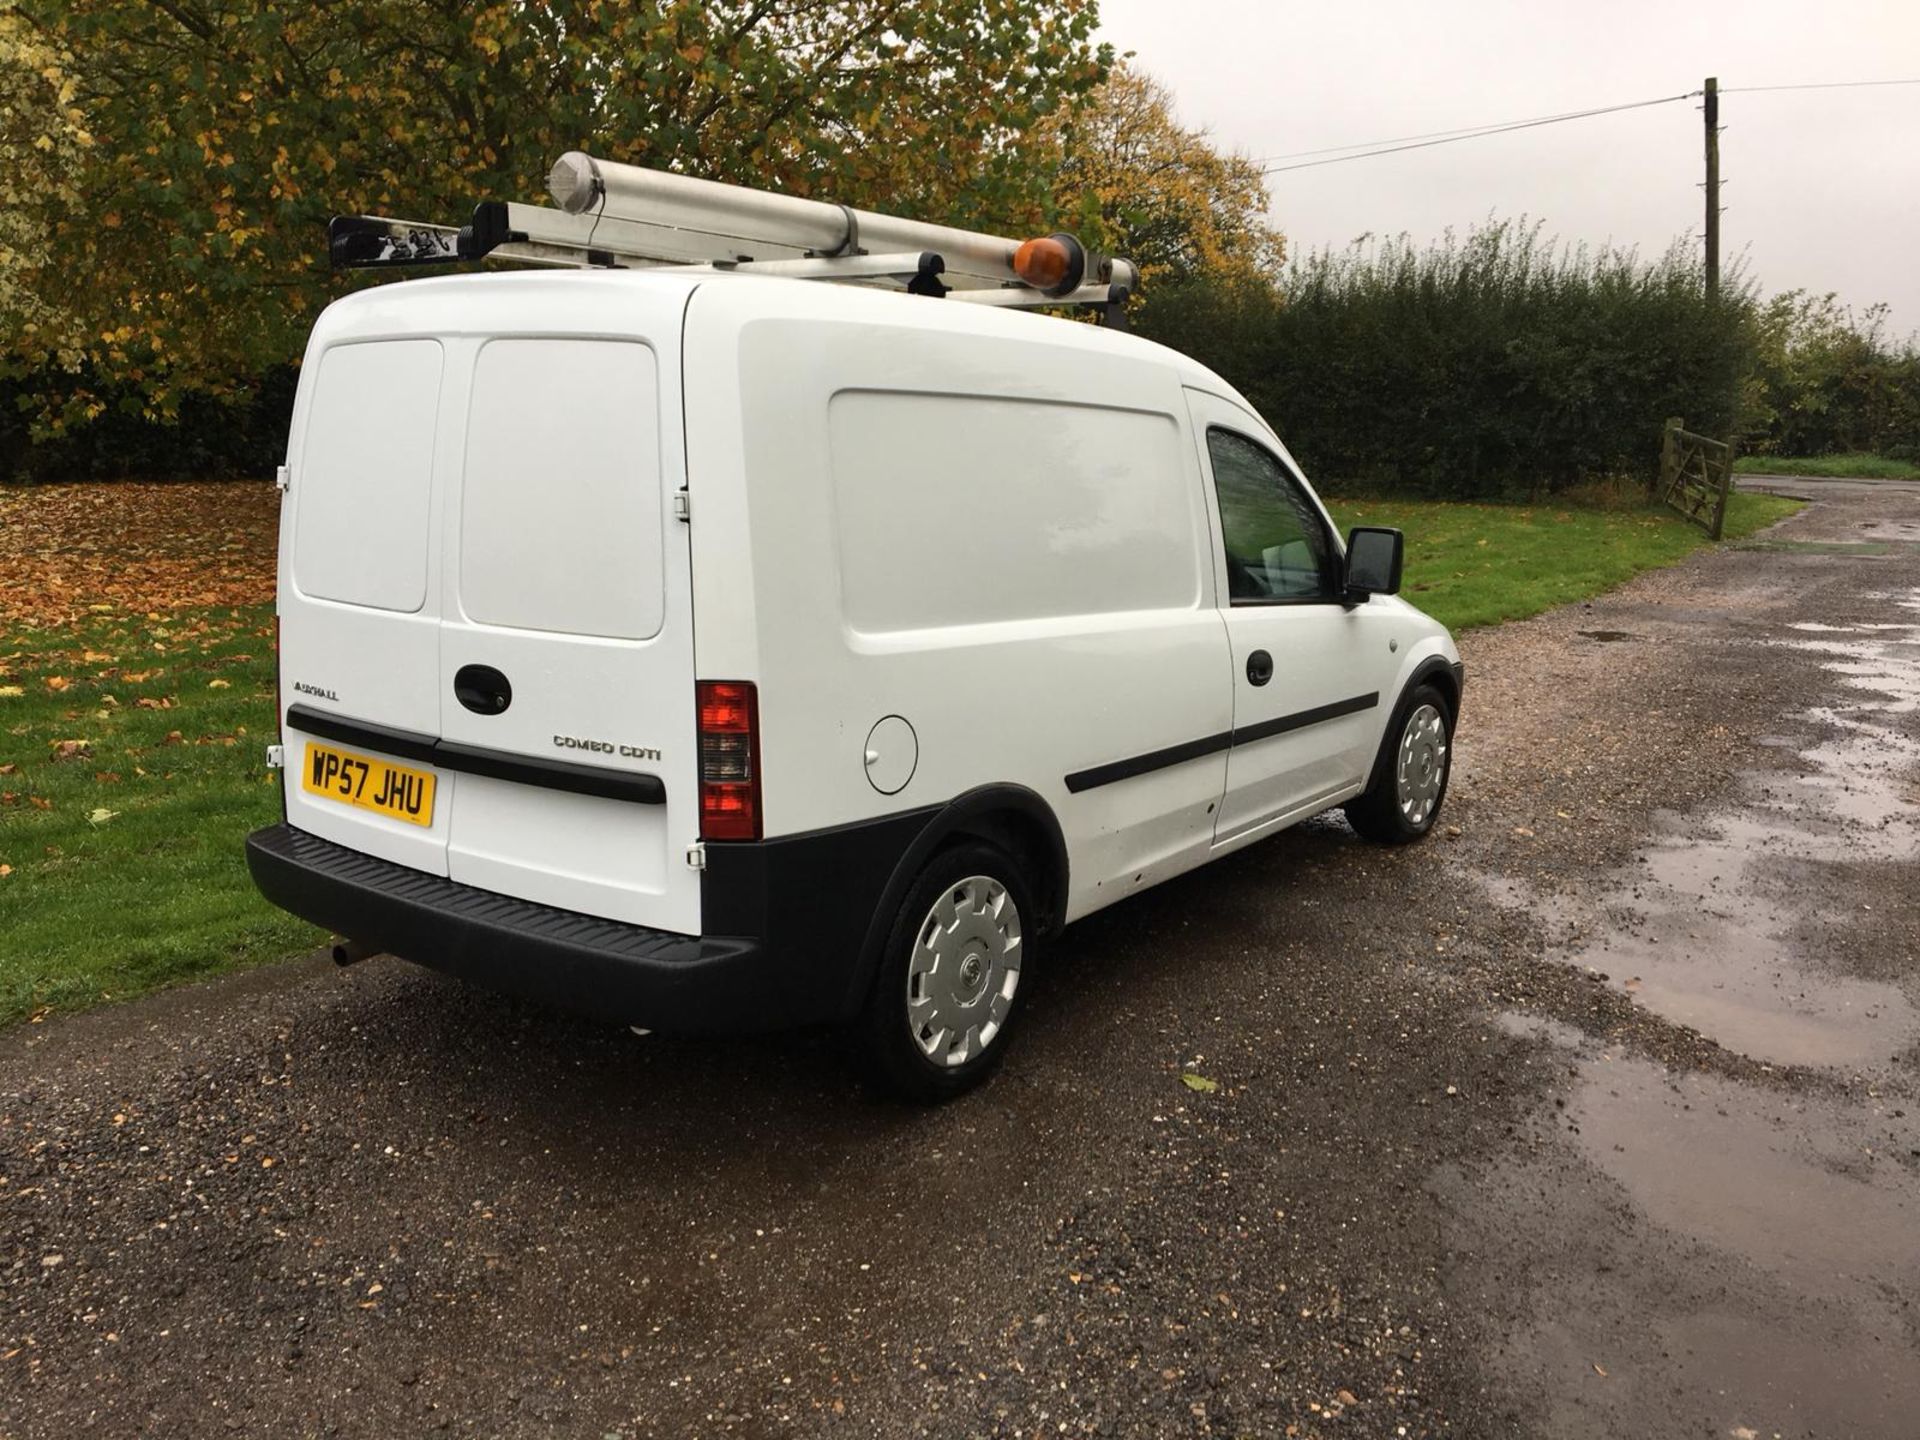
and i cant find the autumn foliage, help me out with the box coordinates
[2,0,1109,427]
[1044,62,1283,292]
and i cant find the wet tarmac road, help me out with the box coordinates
[4,479,1917,1438]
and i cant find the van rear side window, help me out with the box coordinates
[295,339,444,613]
[460,339,666,642]
[828,392,1197,633]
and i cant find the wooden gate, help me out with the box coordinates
[1656,417,1736,538]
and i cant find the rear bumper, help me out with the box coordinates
[245,823,840,1033]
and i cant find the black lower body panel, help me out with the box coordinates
[245,823,898,1033]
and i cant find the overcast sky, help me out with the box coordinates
[1095,0,1920,340]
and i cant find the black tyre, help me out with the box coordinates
[1344,681,1454,844]
[856,841,1036,1103]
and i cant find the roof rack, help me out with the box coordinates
[329,153,1138,324]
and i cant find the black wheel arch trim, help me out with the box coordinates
[840,783,1069,1019]
[1409,655,1464,718]
[1362,656,1463,794]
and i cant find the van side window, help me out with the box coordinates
[1205,428,1336,603]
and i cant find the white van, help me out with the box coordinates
[248,235,1460,1100]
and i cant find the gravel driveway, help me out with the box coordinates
[5,479,1917,1439]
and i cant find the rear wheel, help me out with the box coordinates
[1345,681,1453,844]
[856,841,1034,1103]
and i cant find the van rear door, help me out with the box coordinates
[281,337,453,876]
[438,327,700,933]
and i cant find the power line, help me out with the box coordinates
[1260,92,1699,176]
[1722,77,1920,93]
[1257,77,1920,178]
[1251,101,1666,164]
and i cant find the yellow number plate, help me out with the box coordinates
[301,742,436,827]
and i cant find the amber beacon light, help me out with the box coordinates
[1013,234,1089,298]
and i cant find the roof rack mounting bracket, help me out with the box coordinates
[806,205,865,259]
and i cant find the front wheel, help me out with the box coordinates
[855,841,1035,1103]
[1344,682,1453,844]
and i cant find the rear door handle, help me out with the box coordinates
[454,663,513,716]
[1246,649,1273,686]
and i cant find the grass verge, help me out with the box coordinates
[0,492,1803,1026]
[1326,492,1803,631]
[1733,453,1920,481]
[0,604,318,1026]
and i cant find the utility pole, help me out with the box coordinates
[1703,76,1720,303]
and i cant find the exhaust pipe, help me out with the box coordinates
[331,938,375,967]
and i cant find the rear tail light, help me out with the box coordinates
[697,680,760,841]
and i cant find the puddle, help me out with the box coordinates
[1560,1053,1920,1436]
[1487,1007,1592,1050]
[1451,569,1920,1436]
[1475,874,1584,939]
[1576,629,1638,643]
[1473,1046,1920,1438]
[1566,1055,1920,1292]
[1857,519,1920,542]
[1565,605,1920,1068]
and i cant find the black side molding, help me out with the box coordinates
[285,704,664,805]
[1065,731,1232,795]
[1065,692,1380,795]
[1231,691,1378,746]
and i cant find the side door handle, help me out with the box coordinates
[1246,649,1273,687]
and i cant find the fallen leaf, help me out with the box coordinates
[0,484,277,625]
[28,796,52,811]
[0,685,23,698]
[50,738,92,761]
[87,807,119,826]
[1180,1072,1218,1093]
[0,864,12,878]
[207,678,231,690]
[0,763,15,775]
[45,676,71,692]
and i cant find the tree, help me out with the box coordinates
[1046,61,1283,292]
[0,5,90,377]
[7,0,1109,423]
[1743,290,1920,456]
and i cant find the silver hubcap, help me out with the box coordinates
[906,876,1022,1068]
[1396,703,1448,827]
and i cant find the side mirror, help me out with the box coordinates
[1343,526,1404,602]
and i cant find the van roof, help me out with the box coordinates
[313,268,1262,418]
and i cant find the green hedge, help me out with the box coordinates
[1138,221,1753,499]
[1742,293,1920,461]
[0,367,296,484]
[11,218,1912,494]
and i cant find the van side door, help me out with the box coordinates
[1185,390,1386,843]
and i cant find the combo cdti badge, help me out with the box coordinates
[246,156,1462,1101]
